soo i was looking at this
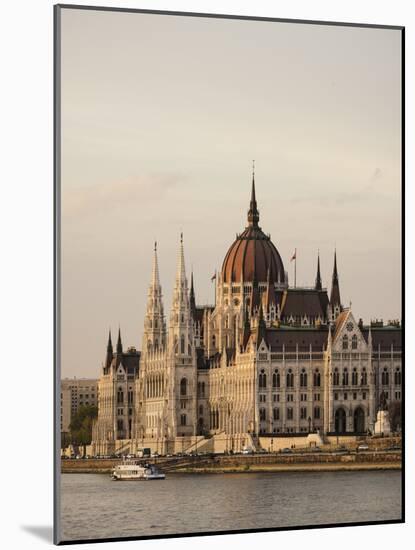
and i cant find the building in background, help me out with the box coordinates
[60,378,99,434]
[92,173,402,456]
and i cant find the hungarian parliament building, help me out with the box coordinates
[92,175,402,455]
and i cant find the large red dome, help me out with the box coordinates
[221,177,286,285]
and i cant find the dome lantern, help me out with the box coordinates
[221,173,286,286]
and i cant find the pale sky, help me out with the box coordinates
[60,8,402,378]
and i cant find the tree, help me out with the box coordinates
[61,431,71,453]
[388,400,402,433]
[69,405,98,457]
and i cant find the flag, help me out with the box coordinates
[290,250,296,262]
[211,273,216,281]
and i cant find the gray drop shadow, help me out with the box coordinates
[21,525,53,543]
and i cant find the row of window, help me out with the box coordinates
[259,369,322,389]
[332,368,367,386]
[258,368,401,389]
[342,334,359,349]
[379,369,401,386]
[259,407,321,421]
[117,408,133,416]
[117,389,134,404]
[334,392,367,401]
[259,393,322,403]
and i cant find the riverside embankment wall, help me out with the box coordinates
[61,450,401,474]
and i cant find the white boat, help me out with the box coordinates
[111,459,166,481]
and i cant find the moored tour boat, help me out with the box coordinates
[111,459,166,481]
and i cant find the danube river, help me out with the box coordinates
[60,470,401,541]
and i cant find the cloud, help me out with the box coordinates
[62,173,184,219]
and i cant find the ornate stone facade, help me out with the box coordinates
[92,175,402,455]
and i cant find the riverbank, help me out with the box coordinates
[172,462,401,473]
[61,451,401,474]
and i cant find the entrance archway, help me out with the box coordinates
[335,408,347,433]
[197,417,204,435]
[353,407,365,433]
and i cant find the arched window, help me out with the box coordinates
[333,368,340,386]
[180,378,187,396]
[260,408,266,421]
[394,369,401,385]
[361,368,367,385]
[314,369,321,387]
[314,406,321,419]
[381,368,389,385]
[199,405,203,416]
[352,368,358,386]
[201,382,205,397]
[286,369,294,388]
[342,369,349,386]
[180,335,185,354]
[352,334,358,349]
[212,335,216,348]
[259,369,267,389]
[117,388,124,404]
[300,369,307,387]
[287,407,294,420]
[273,369,280,388]
[128,389,133,405]
[273,407,280,421]
[180,414,187,426]
[342,335,348,350]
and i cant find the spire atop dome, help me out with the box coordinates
[315,251,322,291]
[247,162,260,227]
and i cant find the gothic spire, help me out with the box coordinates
[251,274,260,315]
[170,233,190,321]
[315,251,322,291]
[247,161,260,227]
[242,304,251,350]
[143,240,166,354]
[116,327,123,354]
[107,329,113,353]
[151,241,160,288]
[169,234,193,357]
[256,302,267,347]
[330,249,341,307]
[265,266,277,309]
[327,322,332,353]
[105,329,113,368]
[190,271,197,318]
[175,232,186,285]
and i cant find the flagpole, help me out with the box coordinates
[294,248,297,288]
